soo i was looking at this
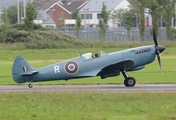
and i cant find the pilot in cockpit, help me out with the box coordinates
[95,52,99,58]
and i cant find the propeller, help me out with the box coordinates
[152,27,165,73]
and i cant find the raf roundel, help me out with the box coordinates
[64,61,79,75]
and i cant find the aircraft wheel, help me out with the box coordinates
[28,84,33,88]
[124,77,136,87]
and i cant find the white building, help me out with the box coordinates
[79,0,130,28]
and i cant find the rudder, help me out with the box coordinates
[12,56,36,83]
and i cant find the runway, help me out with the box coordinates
[0,84,176,93]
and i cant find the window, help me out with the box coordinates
[87,14,92,19]
[97,14,102,19]
[81,14,85,19]
[59,15,63,20]
[81,14,92,19]
[82,53,92,61]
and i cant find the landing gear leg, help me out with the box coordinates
[121,70,136,87]
[28,83,33,88]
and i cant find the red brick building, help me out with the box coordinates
[35,0,87,27]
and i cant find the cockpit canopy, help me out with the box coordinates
[82,53,92,60]
[82,51,107,61]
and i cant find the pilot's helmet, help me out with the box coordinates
[95,52,99,57]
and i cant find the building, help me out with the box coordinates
[79,0,130,28]
[36,0,88,27]
[34,10,56,28]
[0,0,153,28]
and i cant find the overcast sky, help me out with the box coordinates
[0,0,32,10]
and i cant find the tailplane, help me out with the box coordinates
[12,56,38,83]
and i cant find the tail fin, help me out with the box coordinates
[12,56,38,83]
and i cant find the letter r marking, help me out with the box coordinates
[54,65,60,73]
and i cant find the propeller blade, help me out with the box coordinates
[153,26,164,73]
[153,27,158,46]
[156,50,163,73]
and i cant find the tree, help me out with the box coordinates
[0,8,10,43]
[99,2,109,41]
[6,5,18,24]
[122,10,134,40]
[5,2,24,24]
[110,8,125,29]
[71,9,79,19]
[75,14,82,38]
[156,0,176,40]
[131,0,147,41]
[146,0,161,36]
[24,2,37,31]
[110,7,135,41]
[58,11,65,27]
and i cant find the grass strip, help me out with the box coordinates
[0,92,176,120]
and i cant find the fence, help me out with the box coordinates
[59,27,174,42]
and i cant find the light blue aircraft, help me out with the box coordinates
[12,28,165,88]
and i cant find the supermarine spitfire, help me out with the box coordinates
[12,27,165,88]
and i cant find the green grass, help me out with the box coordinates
[0,92,176,120]
[0,47,176,85]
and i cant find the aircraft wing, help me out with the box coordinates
[98,60,134,75]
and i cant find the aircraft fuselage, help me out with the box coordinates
[23,45,156,83]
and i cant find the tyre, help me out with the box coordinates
[124,77,136,87]
[28,84,33,88]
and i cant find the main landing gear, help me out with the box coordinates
[121,70,136,87]
[28,83,33,88]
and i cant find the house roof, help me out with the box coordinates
[38,0,87,14]
[37,10,55,24]
[44,1,72,14]
[61,1,88,13]
[0,0,87,11]
[38,1,58,10]
[79,0,128,12]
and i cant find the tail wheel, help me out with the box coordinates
[124,77,136,87]
[28,84,33,88]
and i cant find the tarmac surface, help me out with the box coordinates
[0,84,176,93]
